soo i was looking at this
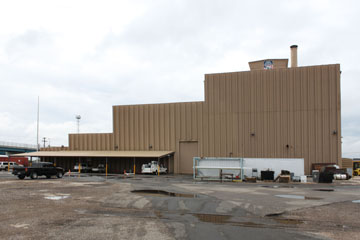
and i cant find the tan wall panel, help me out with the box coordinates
[69,133,113,151]
[204,64,341,174]
[112,101,203,173]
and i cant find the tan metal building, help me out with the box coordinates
[21,46,342,175]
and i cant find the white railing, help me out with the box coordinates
[0,141,38,150]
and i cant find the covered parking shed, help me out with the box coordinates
[15,150,174,174]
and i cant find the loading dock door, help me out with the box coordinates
[179,141,198,174]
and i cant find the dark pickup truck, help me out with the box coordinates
[12,162,64,180]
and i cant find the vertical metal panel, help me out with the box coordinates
[154,104,159,150]
[336,65,342,164]
[170,104,176,151]
[164,104,169,150]
[134,105,139,150]
[149,105,154,150]
[142,105,146,151]
[138,105,144,150]
[160,104,165,149]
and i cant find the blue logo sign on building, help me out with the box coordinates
[264,60,273,70]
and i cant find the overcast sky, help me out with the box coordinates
[0,0,359,157]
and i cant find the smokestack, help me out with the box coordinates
[290,45,298,67]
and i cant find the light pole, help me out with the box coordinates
[76,115,81,133]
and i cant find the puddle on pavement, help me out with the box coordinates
[131,189,198,198]
[262,185,296,188]
[313,189,334,192]
[194,214,231,223]
[44,196,70,200]
[265,212,284,217]
[232,221,264,228]
[275,195,322,200]
[193,214,264,228]
[352,200,360,203]
[10,224,30,229]
[69,182,104,186]
[274,218,303,225]
[75,209,87,214]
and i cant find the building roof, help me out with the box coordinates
[14,150,174,158]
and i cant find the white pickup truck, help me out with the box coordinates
[74,163,92,173]
[141,161,167,174]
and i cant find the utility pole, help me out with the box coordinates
[42,137,47,148]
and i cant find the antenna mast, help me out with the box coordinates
[76,115,81,133]
[36,96,40,151]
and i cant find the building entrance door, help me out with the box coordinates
[179,141,198,174]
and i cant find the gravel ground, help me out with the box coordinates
[279,201,360,240]
[0,173,359,240]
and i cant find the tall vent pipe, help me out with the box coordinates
[290,45,298,67]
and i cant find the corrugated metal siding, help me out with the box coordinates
[112,102,203,173]
[69,133,113,151]
[67,64,341,174]
[204,64,341,173]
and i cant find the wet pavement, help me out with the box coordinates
[0,171,359,239]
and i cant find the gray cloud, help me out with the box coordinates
[0,0,359,156]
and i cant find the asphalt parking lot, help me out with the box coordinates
[0,171,359,240]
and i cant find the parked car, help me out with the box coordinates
[12,162,64,179]
[0,162,7,171]
[74,163,92,173]
[92,164,105,173]
[141,161,167,174]
[0,162,23,171]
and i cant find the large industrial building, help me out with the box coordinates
[19,46,341,175]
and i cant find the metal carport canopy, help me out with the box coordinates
[14,150,174,158]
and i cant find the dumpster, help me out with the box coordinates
[261,170,274,181]
[312,170,320,183]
